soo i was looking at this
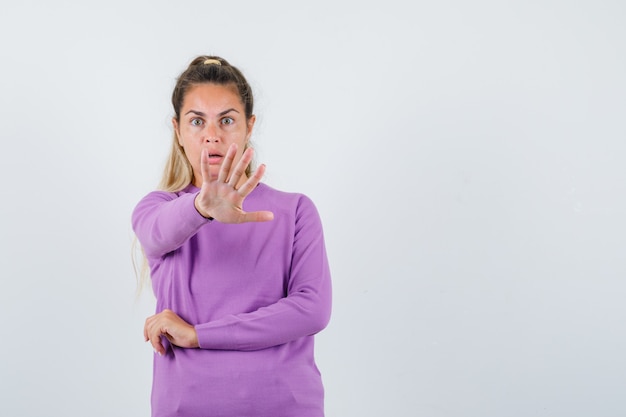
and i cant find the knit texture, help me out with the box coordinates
[132,183,332,417]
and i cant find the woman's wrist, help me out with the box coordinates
[194,193,214,220]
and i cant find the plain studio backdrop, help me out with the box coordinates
[1,1,624,416]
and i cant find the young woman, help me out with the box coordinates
[132,55,332,417]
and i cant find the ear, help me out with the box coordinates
[172,117,182,146]
[245,115,256,142]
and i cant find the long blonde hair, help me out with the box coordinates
[133,55,257,295]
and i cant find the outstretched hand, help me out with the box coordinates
[194,144,274,223]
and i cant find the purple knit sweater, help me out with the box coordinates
[132,183,332,417]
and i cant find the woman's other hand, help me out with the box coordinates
[144,309,199,356]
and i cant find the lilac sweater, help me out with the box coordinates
[132,183,332,417]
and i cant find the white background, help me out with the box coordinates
[1,1,625,416]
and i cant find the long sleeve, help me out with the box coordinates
[195,195,332,350]
[131,189,211,258]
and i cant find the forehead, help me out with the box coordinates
[182,83,243,110]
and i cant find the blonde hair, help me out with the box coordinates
[159,135,194,192]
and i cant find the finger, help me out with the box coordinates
[144,315,156,342]
[236,163,274,223]
[200,148,211,183]
[237,163,265,197]
[145,319,165,355]
[218,144,237,183]
[228,147,254,188]
[149,334,165,356]
[240,210,274,223]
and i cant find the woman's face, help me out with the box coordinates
[173,82,255,187]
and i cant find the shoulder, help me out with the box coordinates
[136,184,197,204]
[254,183,322,229]
[255,183,317,210]
[132,185,198,222]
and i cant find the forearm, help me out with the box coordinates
[132,191,211,257]
[195,279,332,351]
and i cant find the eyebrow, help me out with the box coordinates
[184,108,240,117]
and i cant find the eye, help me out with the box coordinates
[191,118,204,126]
[221,117,234,125]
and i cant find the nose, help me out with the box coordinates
[204,123,220,143]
